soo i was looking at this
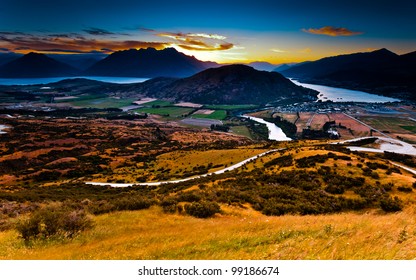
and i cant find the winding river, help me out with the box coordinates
[244,115,291,141]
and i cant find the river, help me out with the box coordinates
[244,115,291,141]
[290,79,400,103]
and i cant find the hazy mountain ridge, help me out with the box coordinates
[281,48,416,100]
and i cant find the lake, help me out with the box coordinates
[244,115,291,141]
[0,76,149,85]
[290,79,400,103]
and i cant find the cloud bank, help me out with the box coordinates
[302,26,363,36]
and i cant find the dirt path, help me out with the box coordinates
[86,149,281,188]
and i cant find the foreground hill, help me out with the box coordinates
[85,47,218,78]
[146,64,317,104]
[0,52,79,78]
[281,48,416,100]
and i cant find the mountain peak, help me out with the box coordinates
[372,48,398,57]
[85,47,215,78]
[0,52,78,78]
[151,64,317,105]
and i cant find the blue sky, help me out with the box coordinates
[1,0,415,63]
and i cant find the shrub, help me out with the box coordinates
[324,184,345,194]
[380,196,403,212]
[160,197,179,213]
[113,196,153,211]
[397,186,413,193]
[16,204,93,241]
[184,201,221,218]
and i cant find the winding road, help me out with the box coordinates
[86,149,280,188]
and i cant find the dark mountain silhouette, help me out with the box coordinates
[0,52,79,78]
[0,52,22,67]
[85,47,218,78]
[144,64,317,104]
[281,48,416,100]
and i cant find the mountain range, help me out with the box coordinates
[0,48,218,78]
[281,48,416,100]
[0,47,415,101]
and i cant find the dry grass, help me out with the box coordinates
[1,206,416,260]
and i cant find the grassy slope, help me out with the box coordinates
[1,206,416,260]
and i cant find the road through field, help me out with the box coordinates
[86,149,281,188]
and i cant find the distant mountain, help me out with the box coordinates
[273,64,292,73]
[0,52,79,78]
[85,47,218,78]
[246,61,277,72]
[281,48,416,100]
[50,53,107,71]
[144,64,317,105]
[0,52,22,67]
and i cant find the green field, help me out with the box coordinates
[230,125,252,138]
[205,104,259,110]
[359,116,415,133]
[400,126,416,133]
[141,100,173,107]
[67,97,136,109]
[135,106,194,117]
[192,110,227,120]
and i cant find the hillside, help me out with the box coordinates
[147,64,318,104]
[281,48,416,100]
[85,47,218,78]
[0,52,79,78]
[1,116,416,259]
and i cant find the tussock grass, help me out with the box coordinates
[1,206,416,260]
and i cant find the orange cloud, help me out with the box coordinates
[0,32,168,54]
[0,29,235,55]
[157,32,234,51]
[302,26,363,37]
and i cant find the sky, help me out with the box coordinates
[0,0,415,64]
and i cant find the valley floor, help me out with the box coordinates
[1,206,416,260]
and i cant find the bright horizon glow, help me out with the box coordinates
[0,1,415,64]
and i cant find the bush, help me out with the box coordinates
[160,197,179,213]
[325,184,345,194]
[397,186,413,193]
[16,204,93,241]
[113,196,152,211]
[380,196,403,212]
[184,201,221,218]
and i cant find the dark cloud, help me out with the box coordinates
[139,27,155,32]
[83,27,115,36]
[0,47,11,52]
[302,26,363,36]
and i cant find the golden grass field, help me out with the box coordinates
[1,206,416,260]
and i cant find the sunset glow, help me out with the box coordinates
[0,0,414,64]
